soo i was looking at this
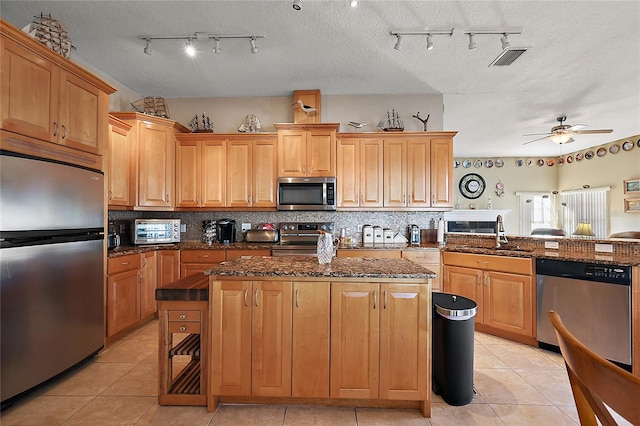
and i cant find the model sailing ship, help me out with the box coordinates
[377,109,404,131]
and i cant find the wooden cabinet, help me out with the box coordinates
[157,250,180,289]
[180,249,225,278]
[1,20,113,168]
[443,252,534,343]
[176,137,226,208]
[402,250,442,291]
[107,254,142,336]
[275,123,338,177]
[227,138,277,208]
[140,251,158,319]
[158,297,208,405]
[210,280,292,397]
[430,138,454,208]
[336,137,383,208]
[330,282,428,401]
[107,115,134,208]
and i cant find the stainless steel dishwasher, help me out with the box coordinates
[536,258,632,368]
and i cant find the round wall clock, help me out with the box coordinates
[459,173,486,199]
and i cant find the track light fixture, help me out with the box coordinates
[139,33,264,56]
[467,33,476,50]
[390,29,454,52]
[500,33,510,50]
[143,38,152,56]
[461,28,526,66]
[292,0,301,10]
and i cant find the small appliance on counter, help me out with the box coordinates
[383,228,394,245]
[217,219,237,244]
[362,225,374,244]
[245,229,279,243]
[409,224,421,246]
[133,219,180,245]
[108,220,131,248]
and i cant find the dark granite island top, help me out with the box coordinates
[204,255,436,280]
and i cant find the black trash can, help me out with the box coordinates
[432,292,478,406]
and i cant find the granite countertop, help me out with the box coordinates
[205,256,436,279]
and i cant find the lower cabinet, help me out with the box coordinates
[140,251,157,319]
[107,254,142,337]
[157,250,180,288]
[180,249,225,278]
[443,252,534,343]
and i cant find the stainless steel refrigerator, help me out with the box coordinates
[1,152,105,403]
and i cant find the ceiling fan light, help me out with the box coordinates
[549,133,573,144]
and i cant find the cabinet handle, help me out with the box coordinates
[108,190,113,200]
[61,125,67,139]
[485,275,490,287]
[121,261,130,265]
[200,254,209,258]
[179,314,186,320]
[432,194,436,204]
[384,290,388,309]
[295,288,300,308]
[243,288,248,307]
[52,121,58,137]
[255,288,259,307]
[179,326,186,332]
[166,194,170,203]
[373,290,377,309]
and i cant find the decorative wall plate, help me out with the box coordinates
[462,160,472,168]
[609,144,620,154]
[473,159,483,168]
[597,147,607,157]
[526,159,533,167]
[515,159,524,167]
[495,159,504,168]
[567,155,573,163]
[637,138,640,148]
[585,150,594,159]
[558,157,565,165]
[622,141,634,151]
[453,159,461,168]
[536,159,544,166]
[485,159,494,168]
[576,152,584,161]
[459,173,486,199]
[547,159,555,166]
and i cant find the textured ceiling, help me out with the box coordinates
[1,1,639,157]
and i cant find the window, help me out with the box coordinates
[517,192,556,235]
[560,187,610,238]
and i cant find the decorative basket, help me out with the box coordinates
[22,14,72,59]
[130,97,170,118]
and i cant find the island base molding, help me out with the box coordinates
[207,396,430,417]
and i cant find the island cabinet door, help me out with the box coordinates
[210,280,252,396]
[379,283,429,401]
[330,283,380,399]
[443,265,484,324]
[251,281,293,397]
[292,282,330,397]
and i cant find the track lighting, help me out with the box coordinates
[292,0,301,10]
[426,34,434,50]
[350,1,359,7]
[139,34,264,56]
[467,33,476,50]
[393,35,402,51]
[143,38,152,55]
[500,34,510,50]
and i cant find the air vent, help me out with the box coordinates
[489,47,528,66]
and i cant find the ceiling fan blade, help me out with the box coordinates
[567,124,587,131]
[572,129,613,134]
[523,132,553,137]
[522,135,552,145]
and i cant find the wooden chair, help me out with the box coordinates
[548,311,640,425]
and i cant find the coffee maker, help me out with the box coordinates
[217,219,237,244]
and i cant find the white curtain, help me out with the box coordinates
[560,187,610,238]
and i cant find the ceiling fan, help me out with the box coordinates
[523,116,613,145]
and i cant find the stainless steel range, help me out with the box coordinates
[271,222,335,257]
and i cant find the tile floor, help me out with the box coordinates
[0,320,615,425]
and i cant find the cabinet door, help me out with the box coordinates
[227,140,252,208]
[58,71,104,155]
[138,122,174,207]
[277,131,306,176]
[307,130,335,176]
[175,139,200,207]
[380,283,428,401]
[406,138,430,207]
[140,251,157,318]
[360,139,384,207]
[443,265,483,323]
[157,250,180,288]
[201,139,226,207]
[1,37,58,143]
[252,281,292,397]
[107,119,133,207]
[483,271,533,337]
[292,282,330,397]
[330,283,379,399]
[107,268,140,336]
[383,139,406,207]
[336,139,360,207]
[211,280,252,396]
[252,139,277,207]
[430,138,453,207]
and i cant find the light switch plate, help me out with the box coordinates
[595,243,613,253]
[241,223,252,232]
[544,241,559,249]
[180,223,186,232]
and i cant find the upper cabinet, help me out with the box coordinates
[0,19,115,169]
[110,112,189,210]
[275,123,338,177]
[107,115,134,208]
[337,132,455,211]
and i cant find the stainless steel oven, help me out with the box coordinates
[271,222,335,257]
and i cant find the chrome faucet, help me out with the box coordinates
[496,215,508,248]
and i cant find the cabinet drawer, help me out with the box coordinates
[443,252,532,275]
[108,254,141,274]
[402,250,440,264]
[180,250,225,263]
[168,310,201,322]
[168,321,201,334]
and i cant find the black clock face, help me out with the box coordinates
[459,173,486,199]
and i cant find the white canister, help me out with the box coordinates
[362,225,374,244]
[373,226,384,244]
[383,229,394,244]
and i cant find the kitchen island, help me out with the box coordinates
[205,255,435,416]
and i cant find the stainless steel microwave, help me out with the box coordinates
[277,177,336,211]
[133,219,181,245]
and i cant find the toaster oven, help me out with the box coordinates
[133,219,180,245]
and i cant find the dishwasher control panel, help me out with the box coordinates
[585,265,630,281]
[536,258,631,285]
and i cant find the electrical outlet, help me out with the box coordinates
[241,223,252,232]
[595,243,613,253]
[357,225,362,233]
[180,223,186,233]
[544,241,559,249]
